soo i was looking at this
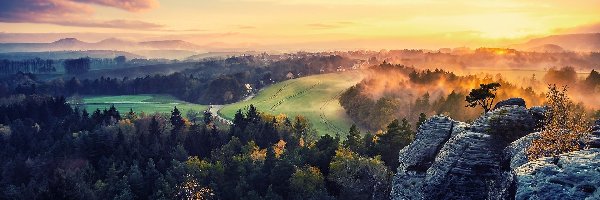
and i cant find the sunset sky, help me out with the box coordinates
[1,0,600,50]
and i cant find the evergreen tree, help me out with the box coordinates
[465,83,501,113]
[343,124,365,155]
[170,106,185,129]
[125,108,137,120]
[376,119,414,171]
[247,104,260,123]
[107,104,121,122]
[203,110,213,126]
[416,113,427,130]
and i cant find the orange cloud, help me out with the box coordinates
[74,0,159,12]
[0,0,161,29]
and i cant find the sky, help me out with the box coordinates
[1,0,600,50]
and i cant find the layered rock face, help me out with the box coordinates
[588,120,600,148]
[391,103,598,200]
[515,149,600,199]
[493,98,526,110]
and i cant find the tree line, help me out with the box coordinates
[0,94,416,199]
[1,54,356,105]
[340,63,548,131]
[0,58,56,74]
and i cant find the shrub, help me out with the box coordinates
[527,85,591,160]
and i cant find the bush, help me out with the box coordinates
[527,85,591,160]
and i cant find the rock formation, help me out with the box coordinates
[588,119,600,148]
[515,149,600,199]
[493,98,526,110]
[391,103,598,200]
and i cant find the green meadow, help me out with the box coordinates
[220,71,363,137]
[76,94,208,115]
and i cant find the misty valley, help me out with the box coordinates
[1,43,599,199]
[1,1,600,199]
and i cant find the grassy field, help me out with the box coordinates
[220,71,363,137]
[76,94,208,115]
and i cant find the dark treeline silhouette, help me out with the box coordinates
[0,58,56,74]
[0,94,415,199]
[64,57,91,75]
[0,54,355,104]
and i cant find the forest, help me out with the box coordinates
[0,54,354,104]
[0,94,414,199]
[339,62,599,131]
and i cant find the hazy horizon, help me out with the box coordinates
[2,0,600,51]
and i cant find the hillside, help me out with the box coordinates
[0,38,204,53]
[0,50,143,60]
[513,33,600,52]
[219,71,364,136]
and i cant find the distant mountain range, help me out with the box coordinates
[0,38,204,53]
[0,50,143,60]
[512,33,600,52]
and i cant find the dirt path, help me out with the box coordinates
[211,93,257,125]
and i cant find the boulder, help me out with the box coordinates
[528,106,546,129]
[391,106,598,199]
[422,131,510,199]
[515,149,600,200]
[391,114,511,199]
[391,115,460,199]
[504,132,540,169]
[494,98,526,110]
[471,105,536,142]
[588,119,600,148]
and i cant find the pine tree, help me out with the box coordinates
[170,106,185,129]
[125,108,137,120]
[376,119,414,171]
[203,110,213,126]
[465,83,501,113]
[416,113,427,130]
[344,124,365,155]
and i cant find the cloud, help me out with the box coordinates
[0,0,161,30]
[307,22,355,29]
[237,25,256,29]
[74,0,158,12]
[55,19,163,29]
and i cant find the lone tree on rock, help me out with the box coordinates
[465,83,501,113]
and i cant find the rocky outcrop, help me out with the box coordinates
[391,102,598,199]
[588,120,600,148]
[471,105,537,142]
[504,132,540,169]
[515,149,600,199]
[494,98,526,110]
[422,131,510,199]
[391,111,518,199]
[391,115,461,199]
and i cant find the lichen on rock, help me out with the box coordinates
[391,100,598,200]
[515,149,600,200]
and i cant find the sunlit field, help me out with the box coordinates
[76,94,208,115]
[220,71,364,137]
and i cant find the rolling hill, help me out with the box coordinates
[513,33,600,52]
[219,71,364,137]
[0,38,205,53]
[0,50,143,60]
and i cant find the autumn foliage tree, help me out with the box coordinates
[465,82,501,113]
[527,85,592,160]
